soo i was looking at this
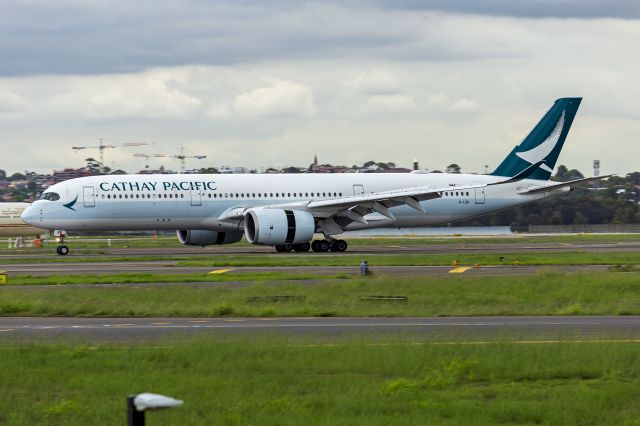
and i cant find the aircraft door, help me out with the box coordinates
[473,183,485,204]
[83,186,95,208]
[190,189,202,206]
[353,184,364,196]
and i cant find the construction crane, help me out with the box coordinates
[133,153,167,170]
[123,142,152,148]
[126,142,157,170]
[71,137,116,173]
[173,147,206,173]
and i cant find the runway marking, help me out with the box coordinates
[112,323,134,327]
[449,266,472,273]
[0,328,15,332]
[151,322,171,325]
[189,320,210,323]
[209,269,234,274]
[224,319,246,322]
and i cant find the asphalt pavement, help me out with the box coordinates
[1,316,640,341]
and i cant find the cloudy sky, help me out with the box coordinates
[1,0,638,175]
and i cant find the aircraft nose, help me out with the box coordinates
[21,205,38,226]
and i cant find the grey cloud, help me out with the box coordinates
[0,0,637,77]
[372,0,640,19]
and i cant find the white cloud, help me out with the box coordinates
[232,80,317,117]
[449,98,478,112]
[47,73,202,119]
[360,94,417,114]
[352,69,402,95]
[0,89,29,112]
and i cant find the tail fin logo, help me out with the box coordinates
[515,110,565,173]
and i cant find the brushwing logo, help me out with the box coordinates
[63,195,78,211]
[515,110,565,173]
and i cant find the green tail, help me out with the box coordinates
[491,98,581,181]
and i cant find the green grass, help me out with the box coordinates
[176,251,640,267]
[5,272,345,286]
[1,271,640,317]
[5,249,639,266]
[345,233,640,245]
[1,337,640,425]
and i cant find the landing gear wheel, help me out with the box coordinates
[275,244,293,253]
[312,240,331,252]
[292,242,311,252]
[330,239,348,252]
[57,245,69,256]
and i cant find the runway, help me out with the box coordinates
[2,240,639,260]
[1,261,611,278]
[1,316,640,341]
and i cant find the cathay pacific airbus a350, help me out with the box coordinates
[22,98,608,255]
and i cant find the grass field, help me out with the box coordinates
[2,250,639,266]
[5,272,347,286]
[1,336,640,425]
[2,271,639,317]
[175,251,640,267]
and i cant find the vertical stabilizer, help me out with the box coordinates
[491,98,581,180]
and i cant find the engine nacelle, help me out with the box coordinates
[176,230,243,246]
[244,209,315,245]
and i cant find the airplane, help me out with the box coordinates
[0,202,47,238]
[22,97,609,255]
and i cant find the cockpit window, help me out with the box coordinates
[40,192,60,201]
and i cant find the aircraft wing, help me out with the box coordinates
[217,169,542,224]
[302,183,487,223]
[517,175,614,195]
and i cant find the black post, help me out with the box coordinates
[127,395,145,426]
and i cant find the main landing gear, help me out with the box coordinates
[55,231,69,256]
[274,239,348,253]
[275,242,310,253]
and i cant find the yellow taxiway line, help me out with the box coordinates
[209,269,235,274]
[449,266,472,273]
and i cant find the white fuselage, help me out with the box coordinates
[0,202,47,237]
[22,173,553,234]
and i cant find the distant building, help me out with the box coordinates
[139,166,173,174]
[382,167,412,173]
[53,168,94,182]
[219,166,250,174]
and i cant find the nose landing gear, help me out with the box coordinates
[55,231,69,256]
[56,245,69,256]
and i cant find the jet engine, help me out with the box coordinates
[244,209,315,245]
[177,230,243,246]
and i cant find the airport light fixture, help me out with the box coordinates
[127,393,183,426]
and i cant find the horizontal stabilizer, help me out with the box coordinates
[518,175,614,194]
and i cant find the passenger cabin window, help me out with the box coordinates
[40,192,60,201]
